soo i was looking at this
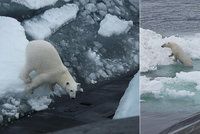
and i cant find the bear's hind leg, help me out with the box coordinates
[173,55,178,62]
[20,65,33,84]
[26,73,49,93]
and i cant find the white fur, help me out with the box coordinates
[20,40,82,98]
[162,42,193,67]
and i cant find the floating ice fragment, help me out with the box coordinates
[12,0,58,9]
[98,14,133,37]
[23,4,79,39]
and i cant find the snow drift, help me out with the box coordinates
[140,28,200,72]
[0,16,28,97]
[114,72,139,119]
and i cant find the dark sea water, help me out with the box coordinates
[141,0,200,36]
[141,0,200,133]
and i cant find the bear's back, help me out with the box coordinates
[26,40,63,73]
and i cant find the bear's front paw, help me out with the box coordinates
[25,84,32,90]
[25,77,31,84]
[173,58,178,62]
[25,84,34,94]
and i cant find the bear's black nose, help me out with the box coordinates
[70,96,76,99]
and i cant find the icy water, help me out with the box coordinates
[141,60,200,112]
[142,59,200,78]
[141,0,200,36]
[141,60,200,134]
[141,0,200,133]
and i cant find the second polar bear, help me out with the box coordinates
[161,42,193,67]
[20,40,83,98]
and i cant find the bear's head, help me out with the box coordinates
[161,42,175,48]
[161,42,169,48]
[59,68,83,99]
[65,81,83,99]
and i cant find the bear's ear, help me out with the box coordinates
[77,83,83,92]
[77,83,81,87]
[78,88,83,92]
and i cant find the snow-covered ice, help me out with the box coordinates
[85,3,97,13]
[114,72,139,119]
[140,71,200,98]
[140,28,200,72]
[23,4,79,39]
[28,96,52,111]
[85,47,137,84]
[87,49,103,66]
[0,16,64,122]
[0,16,27,119]
[175,71,200,90]
[96,2,107,11]
[98,14,133,37]
[0,16,28,96]
[12,0,58,9]
[79,0,89,5]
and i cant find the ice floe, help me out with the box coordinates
[12,0,58,9]
[0,16,28,96]
[114,72,139,119]
[98,14,133,37]
[140,28,200,72]
[140,71,200,98]
[23,4,79,39]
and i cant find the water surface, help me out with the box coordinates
[141,60,200,134]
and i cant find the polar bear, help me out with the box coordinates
[161,42,193,67]
[20,40,83,98]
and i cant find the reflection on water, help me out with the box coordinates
[141,59,200,78]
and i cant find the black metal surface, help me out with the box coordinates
[161,112,200,134]
[48,116,139,134]
[0,76,134,134]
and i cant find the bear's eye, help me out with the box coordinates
[66,82,69,85]
[70,90,73,92]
